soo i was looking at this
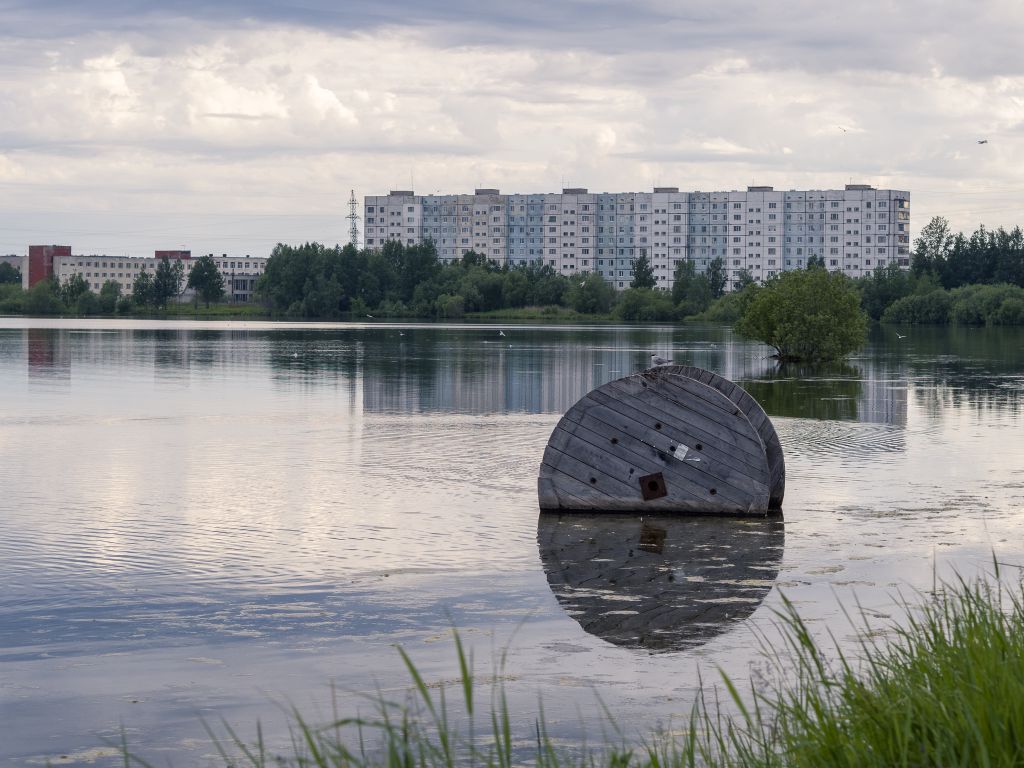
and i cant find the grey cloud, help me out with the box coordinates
[5,0,1024,79]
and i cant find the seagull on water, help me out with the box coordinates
[498,330,506,337]
[650,354,673,367]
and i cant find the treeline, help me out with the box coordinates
[5,215,1024,327]
[852,216,1024,325]
[0,275,131,315]
[257,241,731,321]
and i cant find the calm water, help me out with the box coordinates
[1,318,1023,765]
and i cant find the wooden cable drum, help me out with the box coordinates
[537,366,784,516]
[660,365,785,510]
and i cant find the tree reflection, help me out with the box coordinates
[740,363,865,421]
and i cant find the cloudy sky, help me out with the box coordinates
[1,0,1023,257]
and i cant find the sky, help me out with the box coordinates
[2,0,1023,257]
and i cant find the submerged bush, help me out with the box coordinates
[735,269,867,362]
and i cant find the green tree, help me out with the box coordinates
[912,215,952,278]
[60,273,90,307]
[671,259,712,316]
[735,268,868,362]
[74,291,100,315]
[615,287,676,321]
[0,262,20,284]
[435,293,465,318]
[501,269,530,308]
[734,268,756,291]
[98,280,121,314]
[681,274,713,316]
[671,259,696,305]
[806,254,826,270]
[187,255,226,307]
[24,278,64,315]
[701,281,760,322]
[565,274,617,314]
[153,257,184,307]
[706,257,727,298]
[132,270,155,306]
[859,262,912,320]
[881,290,953,325]
[630,253,656,289]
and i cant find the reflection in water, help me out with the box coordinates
[537,513,785,651]
[884,325,1024,418]
[739,362,909,427]
[26,327,70,381]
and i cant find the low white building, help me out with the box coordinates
[51,253,267,302]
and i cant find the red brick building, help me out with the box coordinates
[26,245,71,288]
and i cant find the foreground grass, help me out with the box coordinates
[123,570,1024,767]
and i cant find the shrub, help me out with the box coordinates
[614,288,676,321]
[23,279,65,315]
[435,293,465,318]
[950,283,1024,325]
[735,268,867,362]
[881,289,953,324]
[700,283,761,322]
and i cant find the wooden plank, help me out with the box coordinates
[597,382,767,466]
[547,422,757,507]
[612,375,762,451]
[538,471,620,510]
[596,383,763,463]
[644,369,745,420]
[578,392,769,481]
[541,444,766,515]
[557,407,769,501]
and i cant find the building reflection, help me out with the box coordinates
[352,328,911,427]
[537,513,785,651]
[26,328,70,381]
[27,324,1024,426]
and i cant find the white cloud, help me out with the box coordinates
[1,4,1024,255]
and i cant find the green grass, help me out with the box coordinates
[119,568,1024,767]
[466,306,614,322]
[138,302,273,319]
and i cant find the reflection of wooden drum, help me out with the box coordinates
[538,366,784,515]
[537,513,785,651]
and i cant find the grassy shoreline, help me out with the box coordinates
[118,569,1024,767]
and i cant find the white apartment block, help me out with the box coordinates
[51,253,268,302]
[364,185,911,291]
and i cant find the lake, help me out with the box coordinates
[1,318,1022,766]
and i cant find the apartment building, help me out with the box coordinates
[364,185,911,291]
